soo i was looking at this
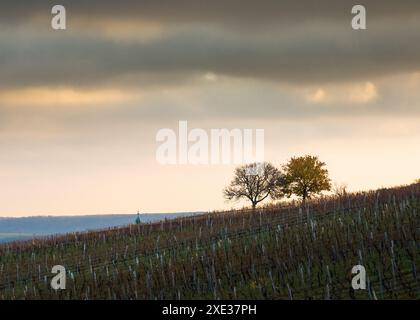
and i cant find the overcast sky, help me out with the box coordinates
[1,0,419,216]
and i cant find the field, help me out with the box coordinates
[0,183,419,300]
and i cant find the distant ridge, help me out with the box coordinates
[0,212,202,243]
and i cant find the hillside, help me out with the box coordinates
[0,213,199,243]
[0,183,419,300]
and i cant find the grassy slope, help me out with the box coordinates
[0,184,419,300]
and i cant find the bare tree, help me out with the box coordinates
[224,162,283,209]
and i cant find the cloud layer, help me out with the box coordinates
[1,1,420,215]
[1,1,420,89]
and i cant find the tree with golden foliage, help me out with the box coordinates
[282,155,331,202]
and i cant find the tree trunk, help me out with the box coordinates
[302,187,308,205]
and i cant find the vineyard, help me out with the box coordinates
[0,183,419,300]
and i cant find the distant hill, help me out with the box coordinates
[0,212,201,243]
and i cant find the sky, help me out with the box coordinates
[0,0,419,216]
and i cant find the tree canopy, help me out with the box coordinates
[282,155,331,202]
[224,162,283,209]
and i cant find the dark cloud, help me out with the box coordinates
[1,0,420,26]
[0,1,420,88]
[1,19,420,88]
